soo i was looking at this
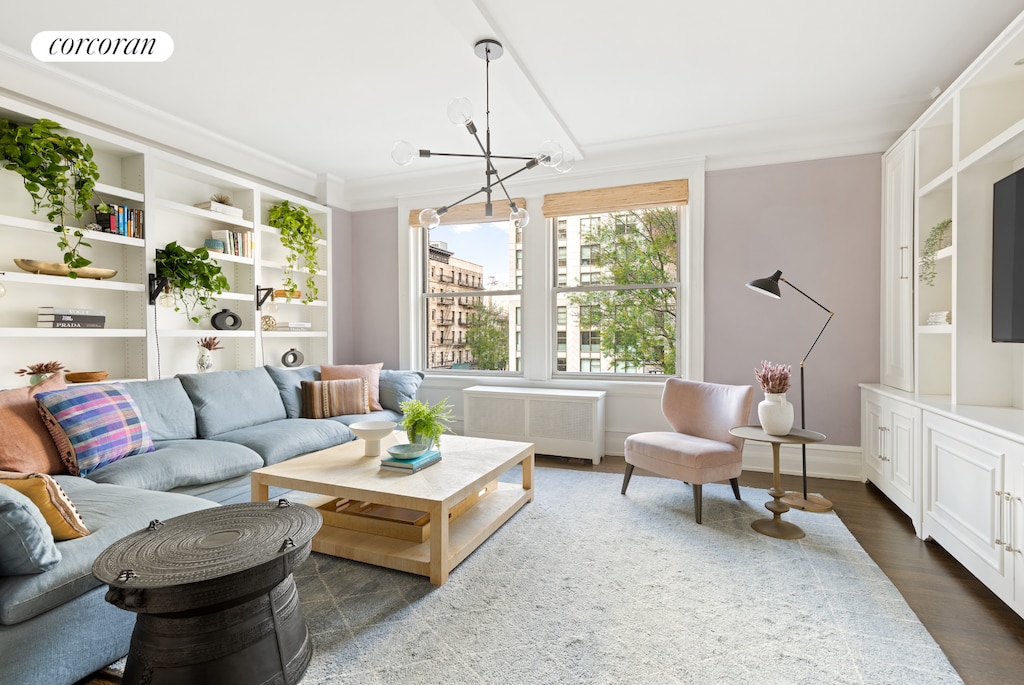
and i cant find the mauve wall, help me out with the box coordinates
[704,154,881,445]
[343,154,882,446]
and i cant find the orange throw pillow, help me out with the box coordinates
[0,472,89,540]
[321,363,384,411]
[0,373,68,474]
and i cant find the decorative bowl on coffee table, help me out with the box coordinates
[348,421,397,457]
[386,443,429,460]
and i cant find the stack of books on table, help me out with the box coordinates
[380,450,441,474]
[37,307,106,329]
[276,321,312,331]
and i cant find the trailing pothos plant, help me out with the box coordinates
[920,218,952,286]
[267,200,322,303]
[0,118,100,277]
[155,241,230,324]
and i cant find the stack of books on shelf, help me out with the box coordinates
[927,311,951,325]
[380,450,441,474]
[210,229,253,258]
[95,204,144,239]
[37,307,106,329]
[276,321,312,331]
[195,200,244,218]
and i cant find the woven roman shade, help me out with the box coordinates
[408,198,527,228]
[542,180,688,217]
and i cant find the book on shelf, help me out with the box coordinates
[380,450,441,473]
[38,307,106,316]
[37,320,106,329]
[37,314,106,324]
[210,228,252,258]
[275,322,312,330]
[94,204,144,239]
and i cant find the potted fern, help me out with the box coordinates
[399,397,454,449]
[0,118,100,276]
[155,241,230,324]
[267,200,322,303]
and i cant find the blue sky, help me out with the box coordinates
[430,221,511,287]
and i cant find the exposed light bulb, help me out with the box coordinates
[555,150,576,173]
[419,208,441,229]
[511,206,530,228]
[447,98,473,126]
[158,291,176,308]
[391,140,416,166]
[537,140,563,168]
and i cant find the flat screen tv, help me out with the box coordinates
[993,166,1024,342]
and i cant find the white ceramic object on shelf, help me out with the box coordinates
[348,421,397,457]
[758,392,794,436]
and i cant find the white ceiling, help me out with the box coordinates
[1,1,1023,207]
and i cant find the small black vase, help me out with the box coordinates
[211,308,242,330]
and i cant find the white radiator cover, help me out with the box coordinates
[462,386,606,463]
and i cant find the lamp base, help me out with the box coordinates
[780,492,833,513]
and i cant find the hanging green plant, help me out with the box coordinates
[920,218,952,286]
[0,118,100,277]
[155,241,230,324]
[267,200,322,304]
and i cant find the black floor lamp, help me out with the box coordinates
[746,269,834,513]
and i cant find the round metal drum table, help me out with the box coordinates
[93,500,321,685]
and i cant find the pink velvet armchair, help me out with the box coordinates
[621,378,754,523]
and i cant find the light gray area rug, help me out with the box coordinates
[291,467,961,685]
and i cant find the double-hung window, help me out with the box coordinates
[544,180,687,377]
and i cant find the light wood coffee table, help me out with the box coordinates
[251,433,534,585]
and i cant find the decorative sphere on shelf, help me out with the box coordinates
[261,315,276,331]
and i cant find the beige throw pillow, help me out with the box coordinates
[321,363,384,411]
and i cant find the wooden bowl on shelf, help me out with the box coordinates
[65,371,109,383]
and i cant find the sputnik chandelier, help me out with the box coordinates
[391,38,573,229]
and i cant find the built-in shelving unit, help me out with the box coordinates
[0,93,332,388]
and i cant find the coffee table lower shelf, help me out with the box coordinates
[310,483,531,580]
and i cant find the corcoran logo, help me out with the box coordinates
[31,31,173,62]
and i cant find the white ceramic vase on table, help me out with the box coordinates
[758,392,794,436]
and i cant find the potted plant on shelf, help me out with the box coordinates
[15,360,65,386]
[0,118,101,277]
[919,218,952,286]
[754,359,793,436]
[155,241,230,324]
[195,337,223,373]
[267,200,321,304]
[399,397,454,450]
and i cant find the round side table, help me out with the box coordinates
[93,500,321,685]
[729,426,826,540]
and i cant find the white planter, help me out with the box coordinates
[196,347,214,373]
[758,392,794,436]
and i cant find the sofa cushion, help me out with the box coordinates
[0,484,61,576]
[210,418,353,466]
[85,439,263,492]
[379,370,425,412]
[300,378,368,418]
[0,477,215,625]
[0,373,68,475]
[122,378,197,441]
[35,384,154,476]
[322,362,384,411]
[264,365,320,419]
[177,368,287,437]
[0,473,89,540]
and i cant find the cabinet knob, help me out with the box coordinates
[899,246,909,280]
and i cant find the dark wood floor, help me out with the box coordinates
[540,454,1024,685]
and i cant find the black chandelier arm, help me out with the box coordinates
[418,151,538,162]
[433,158,542,216]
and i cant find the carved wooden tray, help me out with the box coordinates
[14,258,117,280]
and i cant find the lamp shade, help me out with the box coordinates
[746,270,783,298]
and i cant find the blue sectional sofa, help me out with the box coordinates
[0,365,423,685]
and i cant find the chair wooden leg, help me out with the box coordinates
[730,477,741,501]
[692,483,703,524]
[621,464,635,495]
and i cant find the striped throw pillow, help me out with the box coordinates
[35,384,154,477]
[300,378,369,419]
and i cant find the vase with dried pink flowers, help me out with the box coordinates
[15,361,65,386]
[196,337,222,373]
[754,360,794,436]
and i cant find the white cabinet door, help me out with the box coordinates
[922,411,1013,603]
[880,132,915,392]
[861,388,922,535]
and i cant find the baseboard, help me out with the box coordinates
[604,430,862,481]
